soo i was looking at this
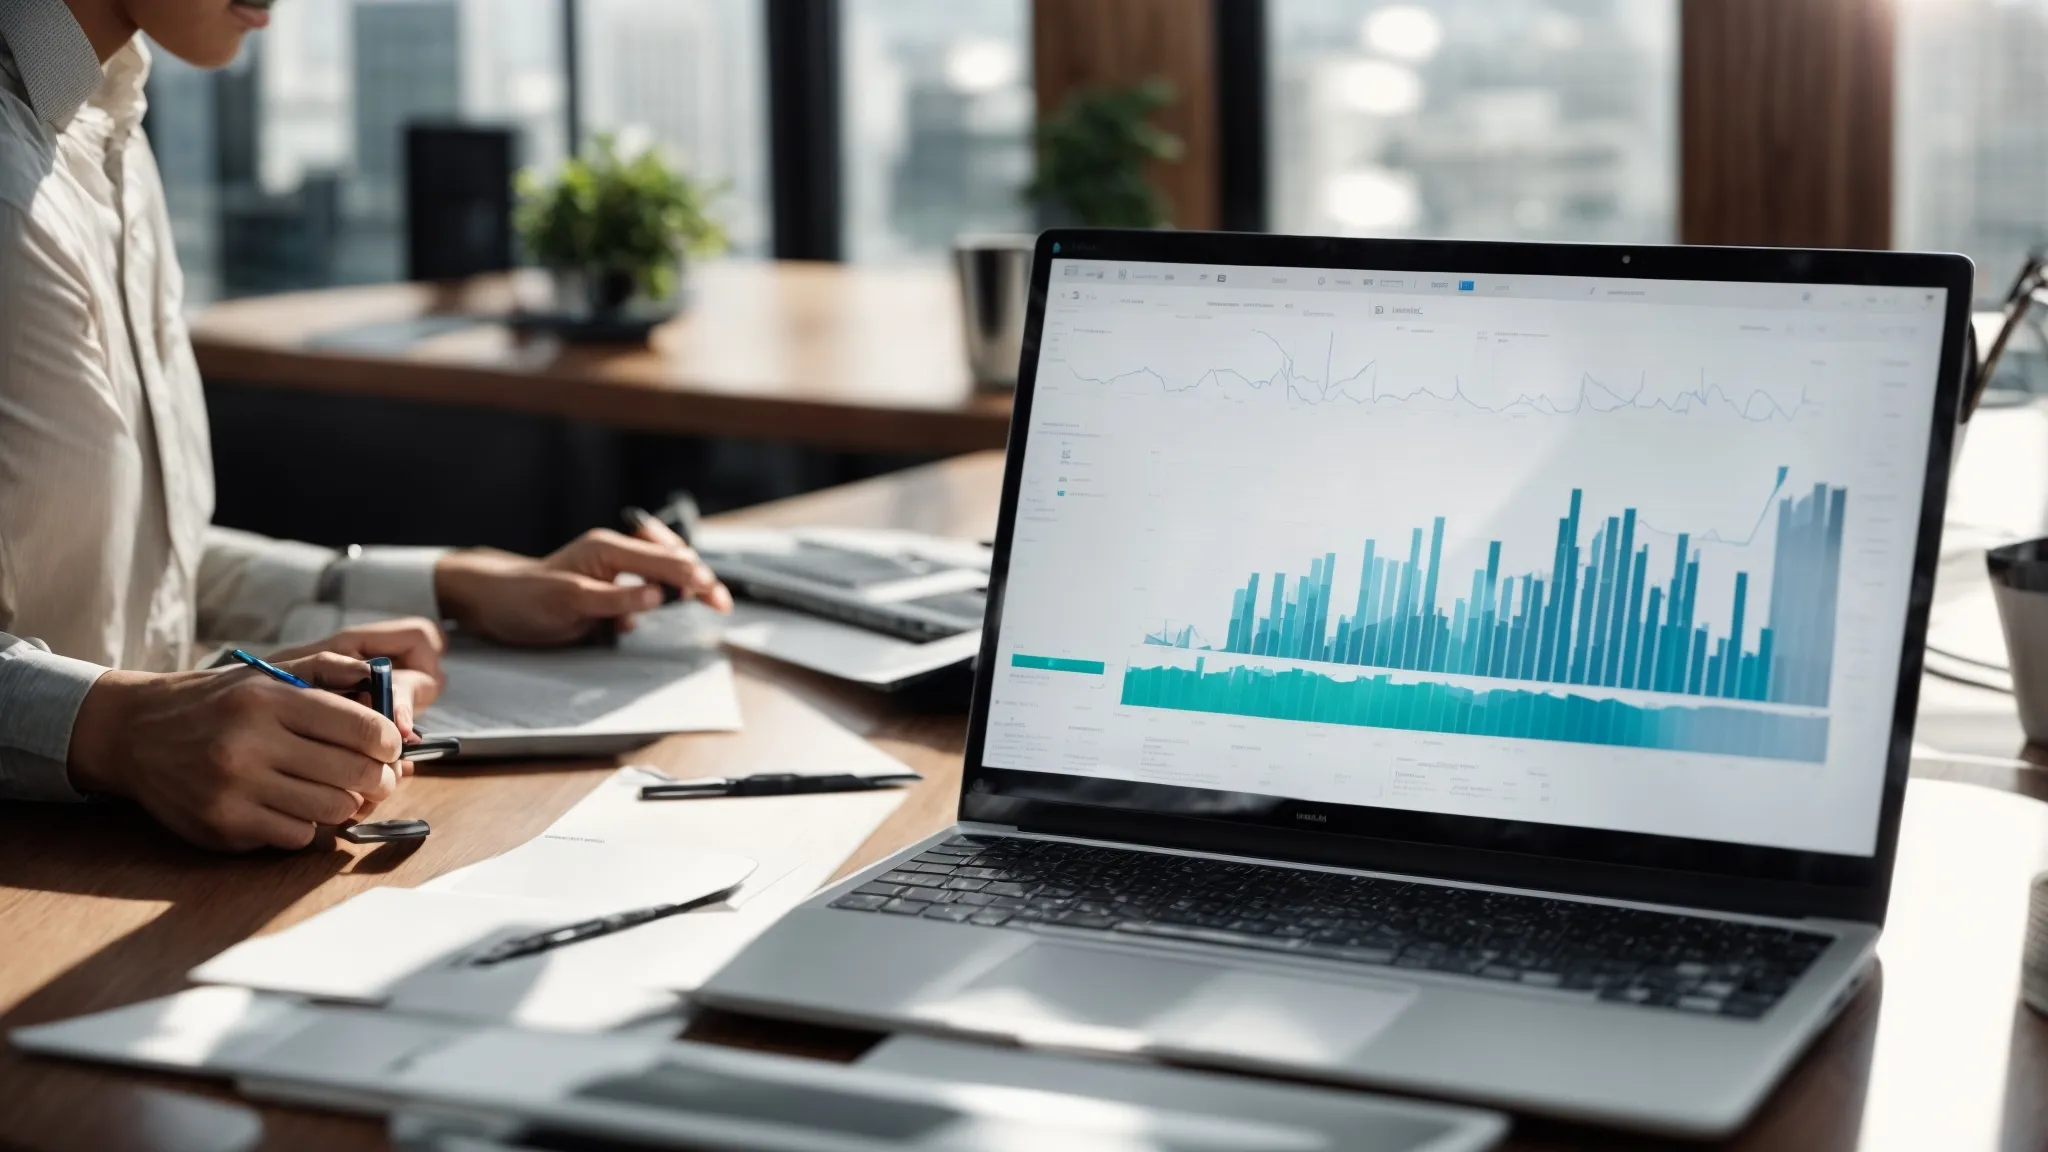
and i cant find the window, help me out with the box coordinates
[146,0,566,303]
[1268,0,1676,242]
[1896,0,2048,302]
[577,0,771,256]
[840,0,1035,263]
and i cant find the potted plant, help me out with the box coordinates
[1025,78,1185,228]
[515,133,727,330]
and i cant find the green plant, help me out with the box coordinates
[1026,79,1184,228]
[515,133,727,301]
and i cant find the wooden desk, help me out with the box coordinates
[4,451,2047,1152]
[189,263,1014,455]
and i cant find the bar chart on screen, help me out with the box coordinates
[1118,469,1846,763]
[982,260,1944,852]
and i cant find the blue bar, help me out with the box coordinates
[1590,518,1619,685]
[1724,572,1748,698]
[1265,572,1286,658]
[1605,510,1636,686]
[1537,514,1569,681]
[1639,585,1662,689]
[1620,547,1647,690]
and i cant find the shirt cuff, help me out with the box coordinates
[335,547,447,621]
[0,638,107,803]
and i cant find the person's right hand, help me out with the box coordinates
[268,615,446,741]
[66,653,409,852]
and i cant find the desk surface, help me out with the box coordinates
[4,451,2047,1152]
[189,263,1015,455]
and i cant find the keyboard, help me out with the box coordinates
[830,835,1834,1020]
[718,543,943,590]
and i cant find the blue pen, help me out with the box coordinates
[228,647,312,688]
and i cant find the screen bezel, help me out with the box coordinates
[957,229,1973,926]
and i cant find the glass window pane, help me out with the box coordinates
[1269,0,1675,242]
[145,0,565,303]
[841,0,1034,263]
[1895,0,2048,302]
[577,0,770,257]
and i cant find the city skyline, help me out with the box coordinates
[142,0,2048,306]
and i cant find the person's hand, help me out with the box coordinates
[67,653,407,852]
[268,616,446,741]
[434,522,732,647]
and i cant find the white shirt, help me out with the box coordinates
[0,0,442,801]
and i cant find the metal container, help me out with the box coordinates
[953,234,1036,390]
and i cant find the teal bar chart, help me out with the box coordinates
[1125,472,1847,763]
[1192,473,1846,708]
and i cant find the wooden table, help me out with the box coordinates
[4,451,2047,1152]
[189,263,1015,455]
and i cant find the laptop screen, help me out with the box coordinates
[978,255,1950,860]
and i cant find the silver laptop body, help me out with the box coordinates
[699,232,1974,1137]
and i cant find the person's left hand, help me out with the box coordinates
[433,521,733,647]
[268,616,445,745]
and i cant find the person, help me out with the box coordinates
[0,0,733,851]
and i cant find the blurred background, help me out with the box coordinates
[147,0,2048,553]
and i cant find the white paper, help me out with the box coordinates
[191,838,757,1013]
[453,763,911,998]
[190,888,590,1004]
[274,603,744,745]
[422,836,755,919]
[557,764,909,913]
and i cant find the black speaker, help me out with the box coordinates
[405,122,515,281]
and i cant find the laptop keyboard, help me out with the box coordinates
[830,836,1834,1020]
[723,544,942,589]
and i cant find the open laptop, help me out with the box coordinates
[696,526,989,688]
[697,231,1972,1136]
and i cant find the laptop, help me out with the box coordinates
[697,525,989,688]
[697,231,1972,1136]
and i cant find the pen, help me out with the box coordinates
[468,881,743,966]
[638,772,925,800]
[621,503,694,603]
[228,651,458,763]
[228,647,311,688]
[228,653,443,842]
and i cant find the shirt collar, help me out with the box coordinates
[0,0,148,131]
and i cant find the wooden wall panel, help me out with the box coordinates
[1032,0,1220,231]
[1680,0,1895,249]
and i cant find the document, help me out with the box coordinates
[274,603,743,756]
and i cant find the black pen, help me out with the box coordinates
[639,772,925,800]
[356,656,462,762]
[622,501,701,604]
[468,882,744,966]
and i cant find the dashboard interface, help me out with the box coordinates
[980,257,1947,857]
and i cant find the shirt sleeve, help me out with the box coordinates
[0,632,104,802]
[195,527,447,644]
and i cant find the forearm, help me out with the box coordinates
[0,632,107,801]
[197,527,447,644]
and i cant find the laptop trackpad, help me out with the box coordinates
[911,943,1416,1065]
